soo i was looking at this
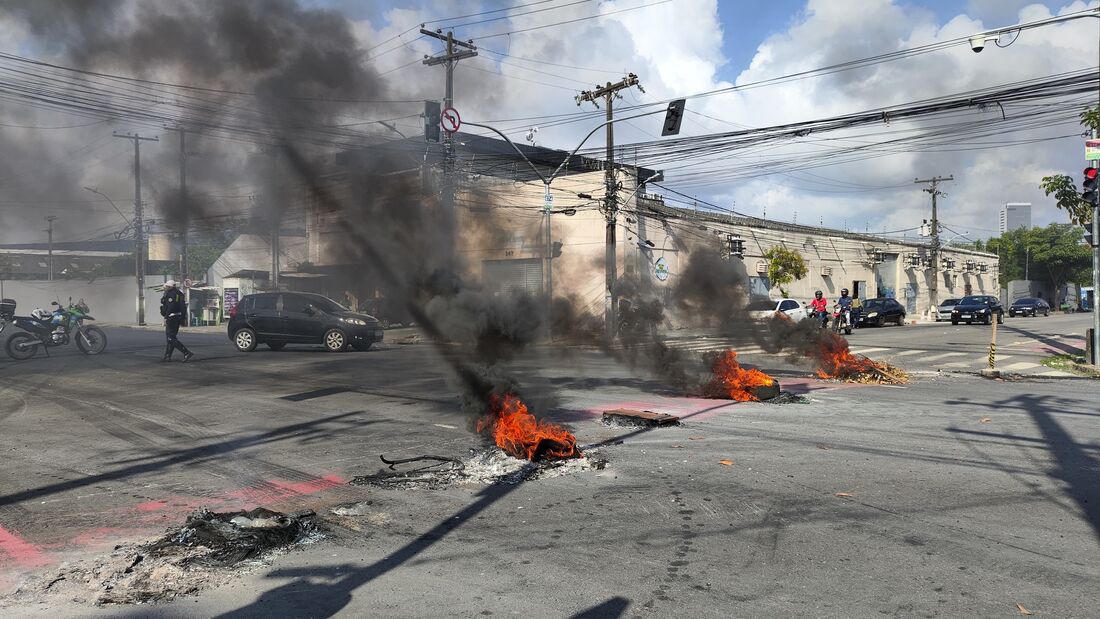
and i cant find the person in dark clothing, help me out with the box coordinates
[160,280,193,362]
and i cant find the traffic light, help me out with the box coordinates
[661,98,686,136]
[1084,221,1096,247]
[727,234,744,259]
[424,100,441,143]
[551,241,563,258]
[1083,167,1099,206]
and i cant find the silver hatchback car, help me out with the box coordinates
[936,298,960,321]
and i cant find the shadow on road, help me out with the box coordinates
[945,392,1100,541]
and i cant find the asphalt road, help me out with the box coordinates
[664,312,1093,375]
[0,324,1097,617]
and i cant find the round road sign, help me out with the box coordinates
[440,107,461,133]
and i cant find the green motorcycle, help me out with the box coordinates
[4,297,108,360]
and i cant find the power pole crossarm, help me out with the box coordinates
[915,175,953,319]
[114,131,159,326]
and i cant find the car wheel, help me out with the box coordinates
[997,313,1004,324]
[896,315,905,326]
[233,328,258,352]
[323,328,348,352]
[951,318,959,325]
[267,342,286,351]
[352,342,373,352]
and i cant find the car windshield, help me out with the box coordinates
[1013,298,1035,305]
[939,299,959,307]
[745,299,777,311]
[863,300,885,310]
[302,294,350,313]
[959,296,989,305]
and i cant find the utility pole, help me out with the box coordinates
[164,125,196,284]
[421,28,477,261]
[45,215,57,281]
[577,73,643,339]
[115,131,159,325]
[915,175,952,319]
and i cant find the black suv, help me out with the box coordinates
[951,295,1004,325]
[228,292,383,352]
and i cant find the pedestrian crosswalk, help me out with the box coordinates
[658,337,1074,376]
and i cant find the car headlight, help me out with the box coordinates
[340,317,367,326]
[866,312,878,318]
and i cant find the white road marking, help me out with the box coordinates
[918,352,969,362]
[893,350,928,357]
[849,347,890,354]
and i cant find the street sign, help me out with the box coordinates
[654,257,669,281]
[1087,139,1100,161]
[440,107,461,133]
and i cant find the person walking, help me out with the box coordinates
[160,280,194,362]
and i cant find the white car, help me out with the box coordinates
[746,298,809,321]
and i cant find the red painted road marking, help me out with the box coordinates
[0,524,50,568]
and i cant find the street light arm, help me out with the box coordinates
[464,108,667,188]
[83,186,131,225]
[459,121,548,185]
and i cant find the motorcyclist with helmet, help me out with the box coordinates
[810,290,829,327]
[836,288,854,331]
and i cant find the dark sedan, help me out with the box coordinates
[857,297,906,327]
[228,292,383,352]
[951,295,1004,325]
[1008,297,1050,317]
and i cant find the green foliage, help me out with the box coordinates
[763,246,808,296]
[186,243,230,281]
[1081,107,1100,133]
[986,224,1091,295]
[1039,174,1092,224]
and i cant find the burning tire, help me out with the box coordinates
[233,328,258,352]
[323,328,348,352]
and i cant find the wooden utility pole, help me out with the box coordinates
[421,28,477,261]
[915,175,952,318]
[114,132,158,325]
[577,73,643,339]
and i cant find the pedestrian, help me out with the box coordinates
[160,280,194,362]
[851,294,863,327]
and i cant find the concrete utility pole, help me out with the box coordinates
[577,73,643,339]
[164,125,196,283]
[915,175,952,318]
[114,131,159,325]
[1092,16,1100,364]
[421,28,477,260]
[45,215,57,281]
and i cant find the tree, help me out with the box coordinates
[985,224,1091,303]
[763,246,808,297]
[1039,107,1099,224]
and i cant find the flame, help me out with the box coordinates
[813,332,885,379]
[477,393,579,461]
[705,350,777,402]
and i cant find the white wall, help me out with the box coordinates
[0,276,151,324]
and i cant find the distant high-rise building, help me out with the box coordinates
[999,202,1031,234]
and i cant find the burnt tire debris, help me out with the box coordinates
[11,507,318,606]
[351,448,607,489]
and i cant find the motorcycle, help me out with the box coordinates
[4,297,108,360]
[831,303,853,336]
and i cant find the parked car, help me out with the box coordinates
[951,295,1004,325]
[228,292,383,352]
[745,298,809,321]
[1008,297,1051,317]
[858,297,906,327]
[935,298,960,322]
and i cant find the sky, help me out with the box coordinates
[1,0,1098,245]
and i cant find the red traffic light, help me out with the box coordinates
[1085,167,1099,180]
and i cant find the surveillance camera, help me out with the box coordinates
[969,36,985,53]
